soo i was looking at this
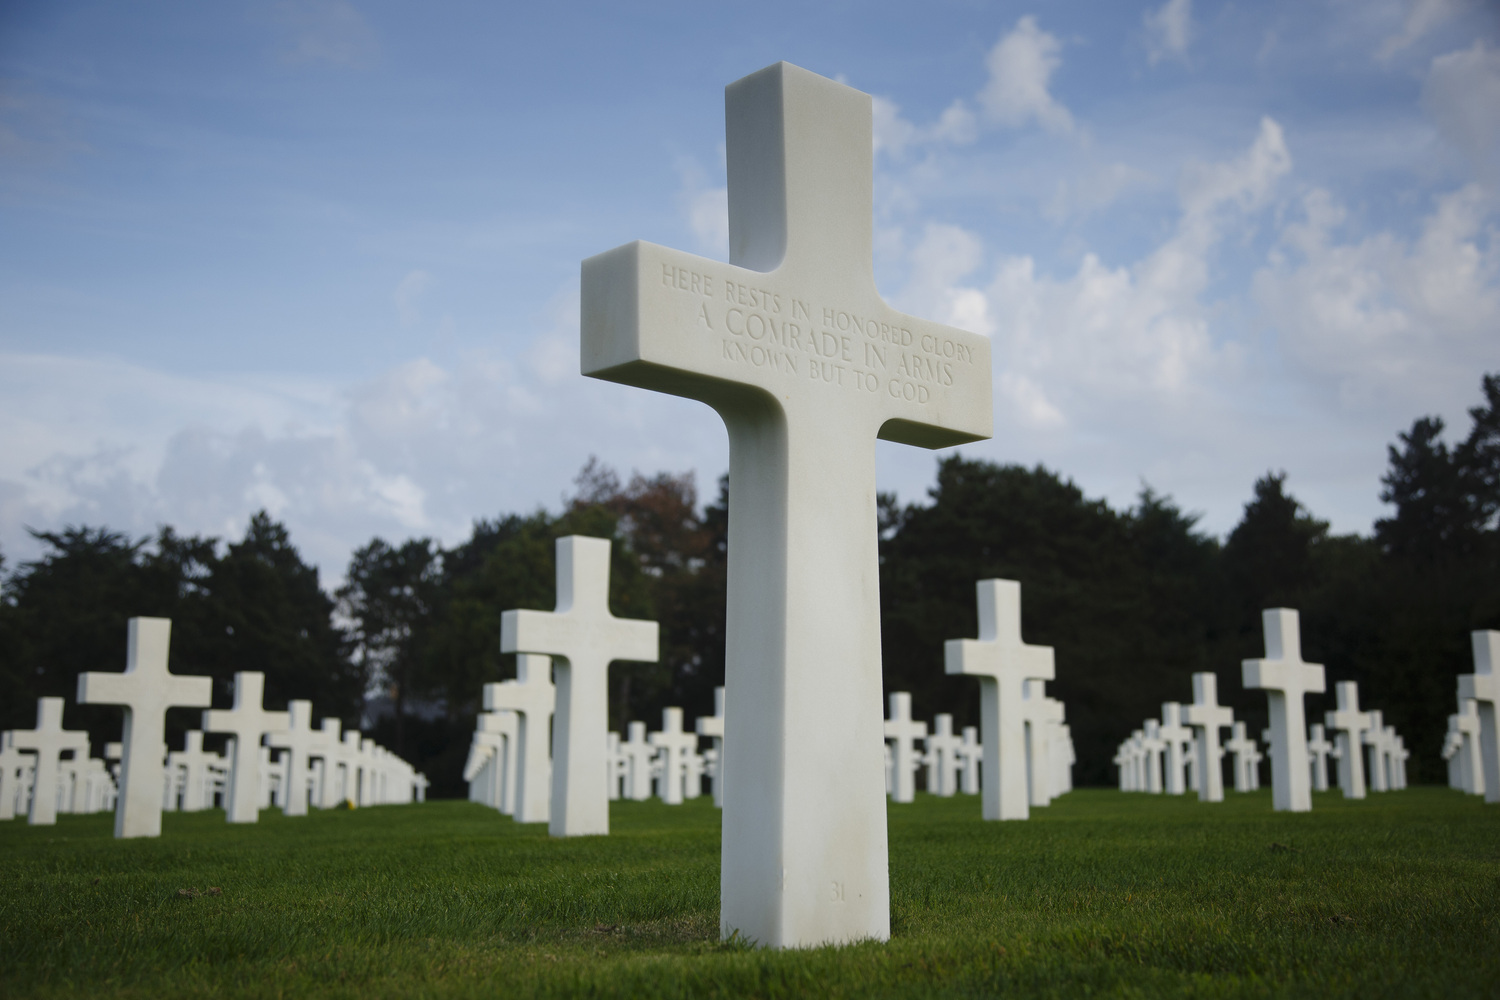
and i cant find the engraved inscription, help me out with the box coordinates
[660,262,980,406]
[828,881,846,903]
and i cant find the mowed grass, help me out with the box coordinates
[1,788,1496,998]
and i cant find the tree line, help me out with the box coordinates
[3,375,1496,795]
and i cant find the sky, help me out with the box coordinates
[2,0,1498,585]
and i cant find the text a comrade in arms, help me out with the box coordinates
[661,262,976,398]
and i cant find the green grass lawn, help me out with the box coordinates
[1,788,1496,998]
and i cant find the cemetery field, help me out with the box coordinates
[1,790,1495,999]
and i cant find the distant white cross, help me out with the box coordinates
[883,692,926,804]
[266,701,319,817]
[502,535,658,837]
[78,617,211,838]
[1363,709,1389,793]
[1182,671,1230,803]
[957,725,982,795]
[1225,722,1257,792]
[649,707,698,805]
[582,62,991,948]
[1021,679,1061,807]
[312,718,345,809]
[1158,702,1193,796]
[10,697,89,826]
[483,652,556,824]
[924,713,963,797]
[620,721,654,801]
[1324,680,1371,800]
[695,686,726,807]
[1452,698,1485,797]
[167,731,219,812]
[0,731,32,822]
[1459,630,1500,804]
[202,672,289,823]
[1306,723,1334,792]
[945,579,1055,821]
[1241,608,1326,812]
[1139,720,1166,794]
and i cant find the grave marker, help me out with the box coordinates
[202,672,289,823]
[1242,609,1326,812]
[1454,698,1485,796]
[1159,703,1193,796]
[266,701,318,817]
[946,579,1055,821]
[10,698,89,826]
[650,707,698,804]
[582,62,991,948]
[1181,672,1233,803]
[501,536,657,837]
[1324,681,1371,799]
[924,713,962,798]
[78,618,211,838]
[483,653,556,824]
[957,726,982,795]
[883,692,926,804]
[696,686,726,807]
[1306,723,1334,792]
[621,721,654,801]
[1458,630,1500,804]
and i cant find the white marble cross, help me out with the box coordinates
[10,698,89,826]
[0,731,31,822]
[621,721,654,801]
[1452,697,1486,796]
[924,714,962,797]
[1113,743,1132,792]
[945,579,1055,821]
[483,652,556,824]
[1241,608,1326,812]
[606,731,624,800]
[1181,672,1233,803]
[695,686,726,807]
[1363,709,1389,793]
[883,692,926,804]
[202,672,289,823]
[77,617,211,838]
[582,63,991,949]
[1139,719,1166,794]
[649,707,698,805]
[501,535,658,837]
[1306,723,1334,792]
[1225,722,1256,792]
[266,700,319,816]
[167,731,218,812]
[1324,680,1371,799]
[1158,703,1193,796]
[312,718,345,809]
[1021,679,1061,807]
[1459,630,1500,804]
[957,725,982,795]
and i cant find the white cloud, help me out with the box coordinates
[275,0,379,68]
[1254,183,1499,408]
[1145,0,1194,65]
[873,95,978,157]
[1422,41,1500,182]
[978,16,1075,134]
[1378,0,1467,60]
[676,158,728,257]
[393,269,432,325]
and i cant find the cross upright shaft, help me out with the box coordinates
[582,63,991,948]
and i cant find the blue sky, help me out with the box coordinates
[3,0,1497,582]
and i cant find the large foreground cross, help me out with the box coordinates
[78,617,211,838]
[581,63,991,946]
